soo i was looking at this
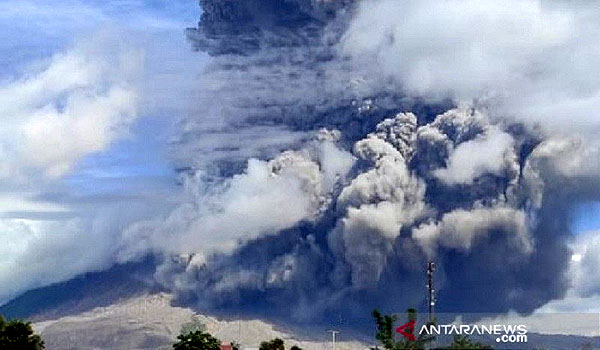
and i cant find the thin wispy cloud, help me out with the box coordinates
[0,0,200,304]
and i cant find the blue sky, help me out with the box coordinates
[0,0,197,157]
[0,0,201,195]
[572,202,600,233]
[0,1,196,75]
[0,0,206,304]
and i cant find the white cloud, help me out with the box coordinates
[0,29,179,305]
[0,211,129,305]
[567,230,600,298]
[342,0,600,135]
[0,0,208,307]
[0,31,142,179]
[434,128,516,185]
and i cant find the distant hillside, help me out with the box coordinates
[0,258,157,321]
[33,293,368,350]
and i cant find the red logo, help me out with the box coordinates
[396,320,416,341]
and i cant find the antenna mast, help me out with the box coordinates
[427,261,436,323]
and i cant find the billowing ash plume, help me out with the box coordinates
[113,0,600,325]
[174,0,447,173]
[121,107,578,321]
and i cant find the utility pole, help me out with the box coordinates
[327,329,340,350]
[237,319,241,346]
[427,261,436,323]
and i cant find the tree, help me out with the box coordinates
[290,345,303,350]
[0,315,45,350]
[372,309,398,350]
[173,330,221,350]
[259,338,285,350]
[372,309,433,350]
[440,335,492,349]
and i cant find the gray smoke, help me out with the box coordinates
[113,0,600,325]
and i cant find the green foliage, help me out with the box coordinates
[372,309,398,350]
[439,335,493,349]
[259,338,285,350]
[371,309,494,350]
[258,338,302,350]
[371,309,432,350]
[0,315,45,350]
[173,330,221,350]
